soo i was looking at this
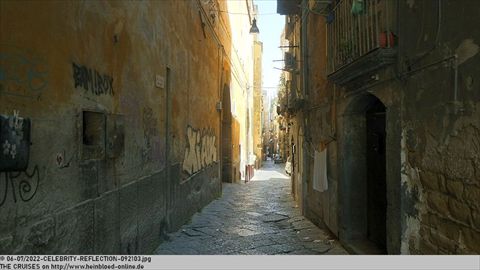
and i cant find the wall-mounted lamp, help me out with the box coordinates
[249,18,259,34]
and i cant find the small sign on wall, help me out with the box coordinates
[155,75,165,89]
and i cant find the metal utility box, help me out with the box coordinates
[0,113,31,171]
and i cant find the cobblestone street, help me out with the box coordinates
[155,161,347,255]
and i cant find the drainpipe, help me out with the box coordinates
[245,0,252,24]
[453,54,459,114]
[395,0,401,78]
[218,46,224,188]
[301,0,309,215]
[301,0,308,100]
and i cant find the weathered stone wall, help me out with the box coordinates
[299,0,479,254]
[396,0,480,254]
[0,0,230,254]
[226,0,256,180]
[301,11,340,236]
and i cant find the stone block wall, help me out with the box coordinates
[0,0,231,254]
[297,0,479,254]
[397,0,480,254]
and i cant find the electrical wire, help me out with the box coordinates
[216,10,279,15]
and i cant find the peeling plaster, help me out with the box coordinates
[455,39,479,66]
[401,128,420,193]
[400,128,424,253]
[401,216,421,254]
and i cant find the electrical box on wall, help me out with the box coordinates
[0,113,31,171]
[81,110,125,160]
[82,111,106,160]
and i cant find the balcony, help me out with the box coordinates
[277,90,287,115]
[327,0,397,86]
[277,0,301,15]
[284,52,297,71]
[276,83,304,117]
[287,86,304,114]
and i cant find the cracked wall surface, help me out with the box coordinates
[0,0,231,254]
[294,0,479,254]
[397,0,480,254]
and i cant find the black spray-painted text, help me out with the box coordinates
[72,62,114,96]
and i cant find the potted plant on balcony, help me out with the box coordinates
[351,0,364,15]
[379,31,397,48]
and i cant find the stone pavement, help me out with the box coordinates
[155,161,348,255]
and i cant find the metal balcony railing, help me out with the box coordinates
[327,0,395,74]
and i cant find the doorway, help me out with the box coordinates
[339,93,387,254]
[366,99,386,251]
[221,85,233,183]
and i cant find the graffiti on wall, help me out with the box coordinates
[72,62,113,96]
[0,165,41,207]
[141,107,159,163]
[0,50,48,98]
[143,107,158,143]
[182,126,217,175]
[0,110,39,207]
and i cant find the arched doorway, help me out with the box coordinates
[290,135,296,199]
[366,98,387,250]
[221,85,233,183]
[339,93,387,254]
[296,126,304,211]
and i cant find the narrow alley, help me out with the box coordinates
[1,0,479,261]
[155,161,347,255]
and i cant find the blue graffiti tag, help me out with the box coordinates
[0,52,48,97]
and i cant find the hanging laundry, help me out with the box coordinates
[351,0,364,15]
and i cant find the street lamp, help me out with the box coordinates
[249,18,259,34]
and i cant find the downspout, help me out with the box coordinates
[301,0,309,215]
[245,0,252,24]
[395,0,401,78]
[453,54,459,114]
[301,0,308,100]
[395,0,402,254]
[218,46,224,189]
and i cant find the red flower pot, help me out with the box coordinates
[379,31,395,48]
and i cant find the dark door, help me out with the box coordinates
[221,85,232,183]
[366,100,387,252]
[291,141,296,198]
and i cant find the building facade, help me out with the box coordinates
[225,0,258,182]
[278,0,480,254]
[0,0,257,254]
[253,37,263,169]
